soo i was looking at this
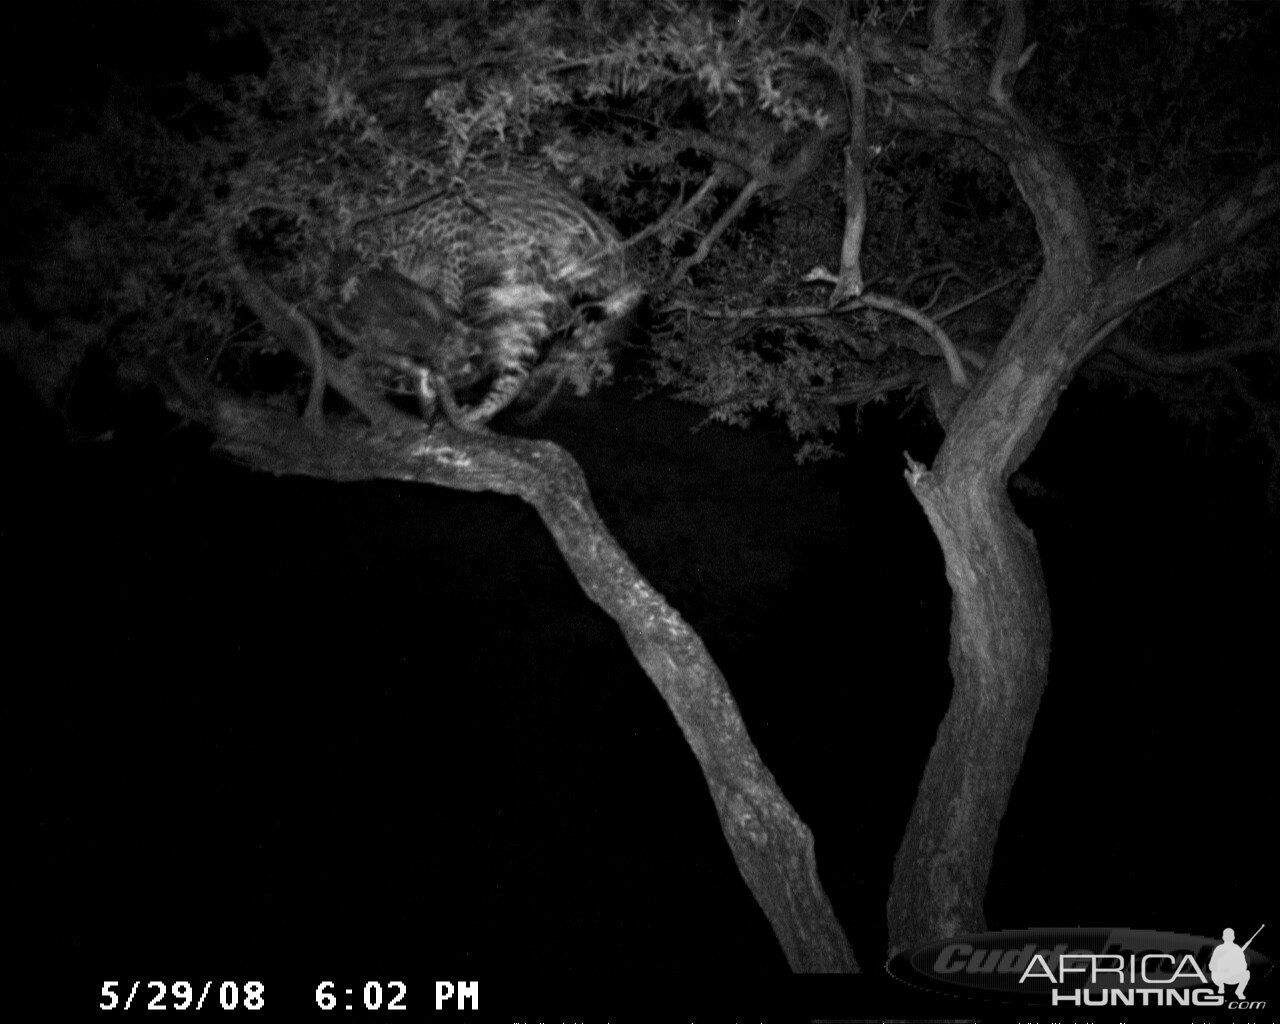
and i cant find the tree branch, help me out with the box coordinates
[1108,333,1278,375]
[857,8,1100,953]
[831,31,868,303]
[218,224,327,428]
[624,171,722,248]
[855,292,969,387]
[1096,161,1280,326]
[790,272,973,385]
[147,375,858,973]
[933,269,1027,322]
[676,129,824,190]
[987,0,1034,106]
[670,179,763,283]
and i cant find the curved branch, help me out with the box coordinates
[150,381,858,974]
[903,261,969,294]
[218,225,327,427]
[711,370,920,410]
[676,119,835,191]
[862,29,1100,287]
[798,271,973,385]
[933,269,1027,322]
[350,186,452,228]
[919,268,967,312]
[855,292,969,386]
[855,12,1099,954]
[1108,333,1278,375]
[987,0,1034,106]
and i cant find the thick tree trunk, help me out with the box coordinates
[874,82,1277,955]
[887,478,1049,948]
[865,0,1277,950]
[153,372,858,972]
[887,282,1090,952]
[864,32,1103,945]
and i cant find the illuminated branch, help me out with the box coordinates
[711,370,920,411]
[856,292,969,386]
[674,66,844,187]
[934,269,1027,321]
[899,262,973,312]
[669,179,763,283]
[662,299,835,320]
[218,223,327,427]
[988,0,1035,106]
[803,268,971,386]
[676,128,829,189]
[625,171,722,248]
[831,31,869,304]
[646,71,844,283]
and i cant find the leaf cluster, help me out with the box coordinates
[5,0,1273,457]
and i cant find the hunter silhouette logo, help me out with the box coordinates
[888,923,1271,1008]
[1210,924,1263,999]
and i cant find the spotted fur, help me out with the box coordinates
[353,168,642,426]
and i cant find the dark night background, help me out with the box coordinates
[7,365,1275,1004]
[3,1,1276,1018]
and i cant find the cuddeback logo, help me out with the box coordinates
[887,924,1270,1009]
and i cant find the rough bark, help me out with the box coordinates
[862,9,1279,954]
[151,365,857,973]
[888,281,1093,953]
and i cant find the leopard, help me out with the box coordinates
[343,167,643,427]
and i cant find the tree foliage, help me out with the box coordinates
[5,0,1274,461]
[3,0,1277,971]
